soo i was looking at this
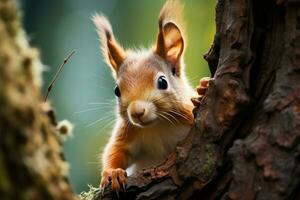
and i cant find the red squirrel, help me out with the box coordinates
[92,0,209,192]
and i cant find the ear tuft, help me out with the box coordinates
[92,13,126,74]
[155,0,186,76]
[92,13,113,46]
[158,0,185,33]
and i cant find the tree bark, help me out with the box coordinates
[1,0,300,200]
[83,0,300,199]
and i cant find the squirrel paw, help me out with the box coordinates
[191,77,210,108]
[100,168,127,196]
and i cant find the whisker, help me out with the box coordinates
[97,118,117,134]
[87,102,115,105]
[74,107,109,114]
[85,114,115,128]
[161,111,180,124]
[162,113,176,126]
[158,112,175,126]
[169,109,188,119]
[89,99,116,103]
[169,109,190,121]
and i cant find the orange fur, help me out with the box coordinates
[155,0,185,75]
[92,14,127,73]
[93,0,205,192]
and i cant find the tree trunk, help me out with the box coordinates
[0,0,75,199]
[1,0,300,200]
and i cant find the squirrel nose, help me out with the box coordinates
[128,101,156,126]
[131,108,145,119]
[128,101,147,120]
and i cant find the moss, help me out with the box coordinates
[79,185,99,200]
[200,144,216,181]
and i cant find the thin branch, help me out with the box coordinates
[44,49,77,101]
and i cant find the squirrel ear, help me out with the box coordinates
[92,14,126,73]
[155,0,185,76]
[156,22,184,73]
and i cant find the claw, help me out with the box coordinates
[122,183,126,192]
[100,186,105,197]
[197,86,207,96]
[192,77,211,108]
[100,168,127,196]
[191,97,201,107]
[199,77,210,87]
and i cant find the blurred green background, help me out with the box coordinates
[20,0,215,193]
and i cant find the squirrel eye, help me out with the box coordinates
[157,76,168,90]
[114,86,121,97]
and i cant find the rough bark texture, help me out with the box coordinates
[1,0,300,200]
[0,0,75,199]
[82,0,300,199]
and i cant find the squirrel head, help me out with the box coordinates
[93,0,195,127]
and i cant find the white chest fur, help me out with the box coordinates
[127,123,191,173]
